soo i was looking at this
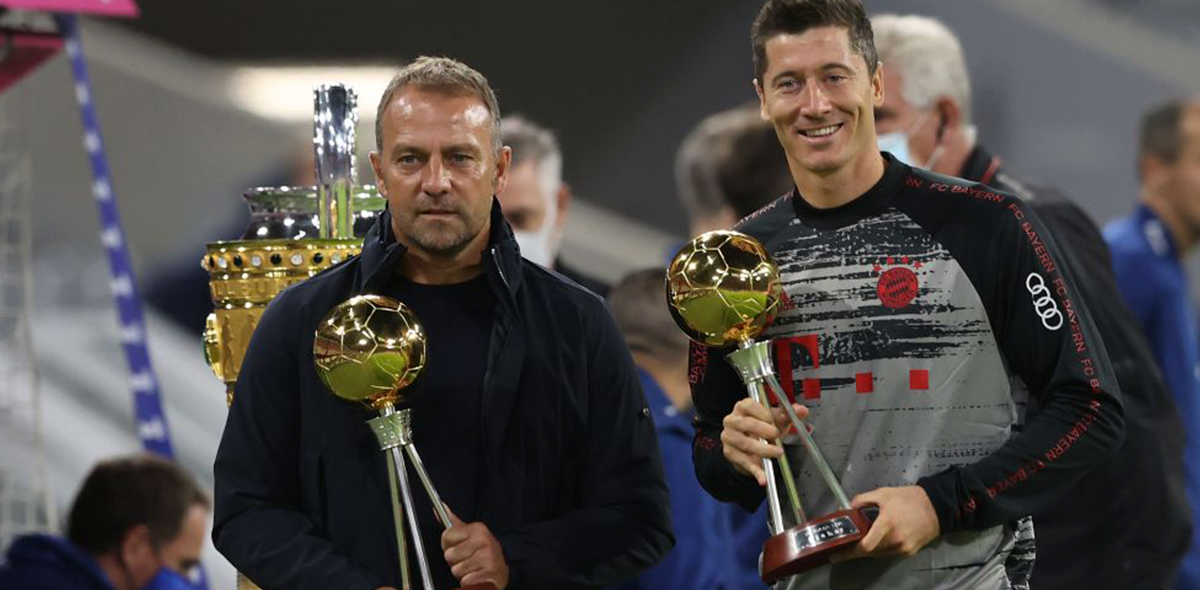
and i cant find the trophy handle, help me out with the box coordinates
[389,446,438,590]
[761,372,851,510]
[403,443,453,529]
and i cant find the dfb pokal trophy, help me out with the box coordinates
[314,295,494,590]
[665,230,875,584]
[202,83,383,590]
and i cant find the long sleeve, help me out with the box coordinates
[211,294,383,590]
[916,196,1125,531]
[689,340,768,513]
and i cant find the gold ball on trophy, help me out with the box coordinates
[313,294,426,408]
[665,230,784,347]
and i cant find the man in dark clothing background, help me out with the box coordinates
[0,454,209,590]
[871,14,1191,589]
[212,56,672,590]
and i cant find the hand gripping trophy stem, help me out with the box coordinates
[665,231,875,583]
[314,294,491,590]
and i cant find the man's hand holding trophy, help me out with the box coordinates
[665,230,880,584]
[313,295,499,590]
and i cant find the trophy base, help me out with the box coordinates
[761,507,878,584]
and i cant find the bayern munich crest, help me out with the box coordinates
[873,256,922,309]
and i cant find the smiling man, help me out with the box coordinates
[213,56,672,590]
[688,1,1124,589]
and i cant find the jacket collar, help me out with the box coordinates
[358,197,525,305]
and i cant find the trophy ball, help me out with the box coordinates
[665,230,784,347]
[313,294,426,407]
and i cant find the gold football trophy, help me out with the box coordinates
[203,84,383,590]
[665,230,875,583]
[314,295,492,590]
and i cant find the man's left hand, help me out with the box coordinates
[441,507,509,590]
[829,485,940,562]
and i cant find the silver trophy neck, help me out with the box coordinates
[313,83,358,239]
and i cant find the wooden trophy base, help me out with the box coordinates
[761,506,878,584]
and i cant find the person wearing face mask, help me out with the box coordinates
[0,454,210,590]
[497,115,610,296]
[871,14,1190,590]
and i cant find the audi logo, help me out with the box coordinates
[1026,273,1063,331]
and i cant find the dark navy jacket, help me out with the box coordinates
[212,200,672,590]
[0,535,113,590]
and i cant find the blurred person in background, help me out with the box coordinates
[0,454,209,590]
[675,105,794,238]
[1105,98,1200,590]
[606,268,746,590]
[498,115,609,295]
[872,14,1190,589]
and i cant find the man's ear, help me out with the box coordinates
[935,96,962,134]
[754,79,769,121]
[493,146,513,194]
[872,62,885,107]
[553,183,572,232]
[368,151,386,196]
[120,524,152,564]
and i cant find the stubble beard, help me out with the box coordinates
[399,211,485,257]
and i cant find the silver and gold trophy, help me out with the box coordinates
[203,84,383,590]
[313,296,492,590]
[666,230,876,583]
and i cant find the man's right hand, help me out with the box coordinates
[720,398,808,486]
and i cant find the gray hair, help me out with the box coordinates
[872,14,974,128]
[502,115,563,197]
[607,268,689,362]
[374,56,502,154]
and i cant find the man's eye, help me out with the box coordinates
[396,155,419,165]
[449,153,473,164]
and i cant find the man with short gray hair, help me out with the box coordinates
[214,55,672,590]
[872,14,1190,590]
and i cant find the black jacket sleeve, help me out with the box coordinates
[915,195,1125,532]
[496,306,673,590]
[690,339,768,512]
[211,295,384,590]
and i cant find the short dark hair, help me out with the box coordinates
[676,106,793,221]
[375,56,502,153]
[607,268,689,363]
[1140,100,1186,168]
[67,454,209,555]
[751,0,878,81]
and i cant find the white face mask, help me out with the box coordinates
[876,108,943,170]
[512,198,558,268]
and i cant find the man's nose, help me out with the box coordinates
[422,157,451,194]
[799,83,832,118]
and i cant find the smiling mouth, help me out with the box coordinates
[798,123,843,138]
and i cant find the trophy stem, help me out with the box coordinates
[403,443,453,529]
[746,380,786,535]
[385,456,412,590]
[313,84,357,239]
[774,442,807,524]
[390,446,437,590]
[762,373,852,510]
